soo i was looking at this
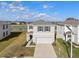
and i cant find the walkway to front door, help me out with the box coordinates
[34,44,57,58]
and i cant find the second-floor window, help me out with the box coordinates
[3,25,5,30]
[38,26,43,32]
[6,25,8,29]
[38,26,50,32]
[44,26,50,32]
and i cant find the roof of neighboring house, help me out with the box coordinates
[0,21,11,24]
[31,20,55,25]
[64,18,79,26]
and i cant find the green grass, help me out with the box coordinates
[2,46,35,57]
[0,32,35,57]
[53,38,71,58]
[14,47,35,57]
[0,32,21,52]
[12,25,27,29]
[14,26,27,29]
[72,47,79,58]
[11,25,27,32]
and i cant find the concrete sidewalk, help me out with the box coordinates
[34,44,57,58]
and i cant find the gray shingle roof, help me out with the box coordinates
[32,20,54,25]
[64,18,79,26]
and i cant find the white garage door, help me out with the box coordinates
[36,37,52,44]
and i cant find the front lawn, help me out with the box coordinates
[0,32,35,57]
[14,47,35,57]
[0,32,21,52]
[1,46,35,57]
[53,38,71,58]
[72,46,79,58]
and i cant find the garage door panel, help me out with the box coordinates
[36,37,52,44]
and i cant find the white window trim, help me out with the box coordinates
[44,26,50,32]
[38,26,43,32]
[37,26,50,32]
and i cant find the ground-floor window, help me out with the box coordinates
[6,31,8,35]
[3,32,5,37]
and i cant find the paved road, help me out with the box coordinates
[34,44,57,58]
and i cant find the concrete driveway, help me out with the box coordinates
[34,44,57,58]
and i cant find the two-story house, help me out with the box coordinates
[0,21,11,40]
[27,20,55,44]
[64,18,79,45]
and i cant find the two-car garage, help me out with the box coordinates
[36,37,53,44]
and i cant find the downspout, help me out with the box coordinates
[54,25,57,45]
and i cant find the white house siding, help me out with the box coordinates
[27,24,33,32]
[72,26,78,44]
[27,33,29,41]
[0,21,11,40]
[32,25,55,44]
[77,26,79,44]
[64,25,71,41]
[27,24,29,41]
[64,25,79,44]
[64,25,73,41]
[27,24,33,41]
[57,25,64,39]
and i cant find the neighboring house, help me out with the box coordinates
[64,18,79,44]
[56,23,64,39]
[0,21,11,40]
[27,20,55,44]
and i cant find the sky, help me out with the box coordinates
[0,1,79,22]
